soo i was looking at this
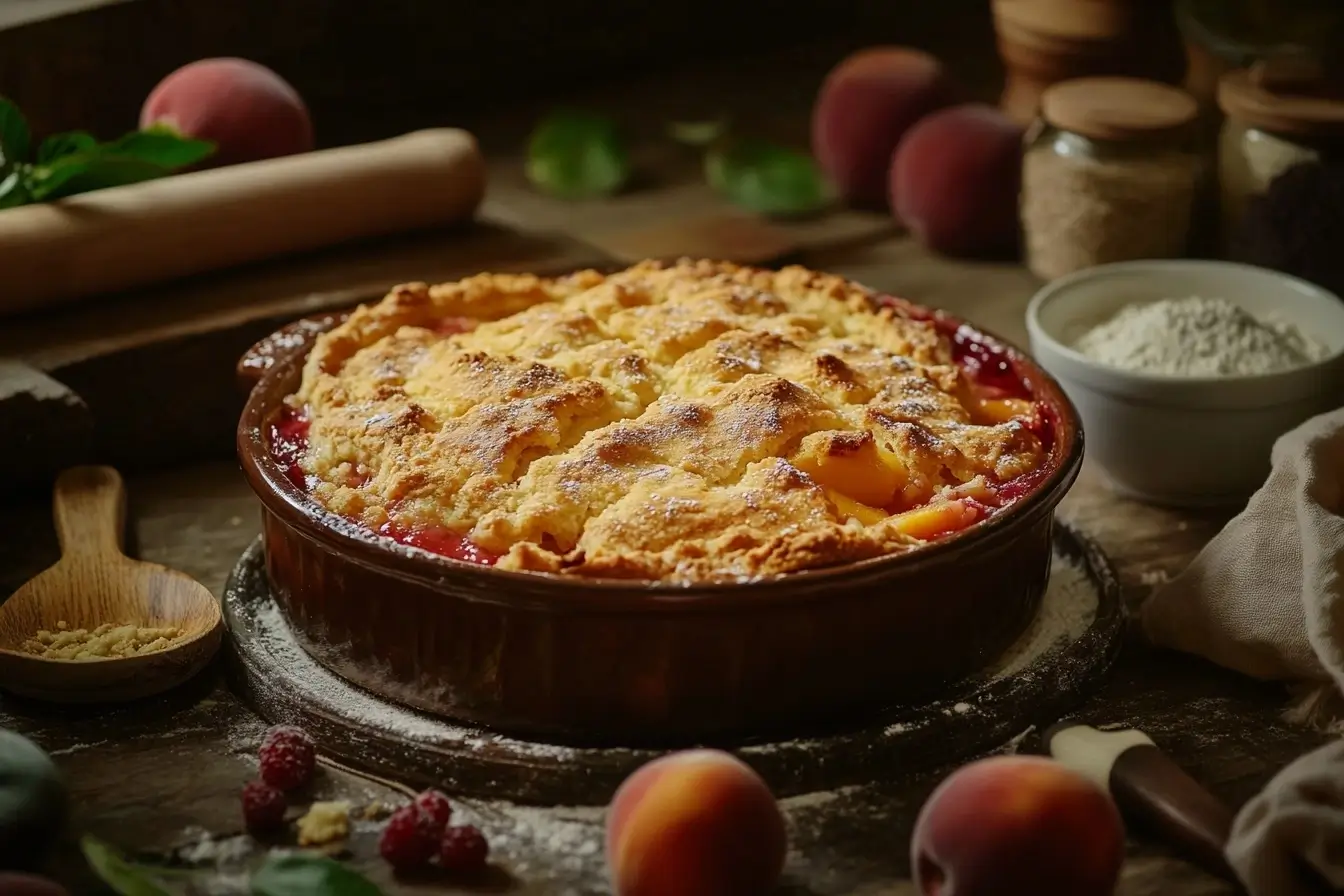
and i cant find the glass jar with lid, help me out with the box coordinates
[1217,59,1344,258]
[1177,0,1344,127]
[1021,77,1204,281]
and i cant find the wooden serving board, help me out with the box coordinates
[224,522,1126,806]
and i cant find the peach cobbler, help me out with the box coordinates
[271,260,1055,583]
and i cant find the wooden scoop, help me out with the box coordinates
[0,466,222,703]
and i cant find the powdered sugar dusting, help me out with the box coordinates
[992,551,1097,680]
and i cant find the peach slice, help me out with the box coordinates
[826,489,888,526]
[791,433,905,508]
[972,397,1034,426]
[888,499,979,540]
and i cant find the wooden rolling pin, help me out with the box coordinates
[0,128,486,317]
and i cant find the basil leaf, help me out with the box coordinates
[0,96,31,165]
[704,138,832,217]
[251,853,383,896]
[97,129,216,170]
[526,110,630,200]
[668,118,730,147]
[29,155,176,200]
[80,836,175,896]
[0,166,32,209]
[37,130,96,164]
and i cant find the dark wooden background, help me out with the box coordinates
[0,0,1005,147]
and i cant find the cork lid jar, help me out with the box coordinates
[1040,77,1201,146]
[1022,78,1204,281]
[1217,58,1344,144]
[1216,59,1344,241]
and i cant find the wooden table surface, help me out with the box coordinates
[0,39,1332,896]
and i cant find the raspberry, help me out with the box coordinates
[412,789,453,831]
[257,725,315,791]
[241,780,287,833]
[378,805,438,870]
[439,824,489,873]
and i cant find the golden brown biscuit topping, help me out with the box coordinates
[279,260,1050,583]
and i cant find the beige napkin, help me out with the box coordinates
[1140,406,1344,896]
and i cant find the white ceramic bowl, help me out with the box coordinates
[1026,260,1344,508]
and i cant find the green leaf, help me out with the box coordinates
[251,853,383,896]
[704,138,832,217]
[24,127,214,201]
[97,128,216,170]
[525,109,630,200]
[37,130,96,164]
[26,155,167,201]
[0,167,32,209]
[668,118,730,147]
[80,836,175,896]
[0,96,31,165]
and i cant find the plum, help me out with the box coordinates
[0,729,68,872]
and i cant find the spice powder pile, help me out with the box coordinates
[21,621,185,660]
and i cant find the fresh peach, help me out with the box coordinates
[889,103,1024,258]
[0,874,69,896]
[911,756,1125,896]
[140,58,314,167]
[811,47,956,208]
[606,749,786,896]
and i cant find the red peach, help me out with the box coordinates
[911,755,1125,896]
[0,874,70,896]
[811,47,956,208]
[606,749,786,896]
[889,103,1024,258]
[140,58,314,167]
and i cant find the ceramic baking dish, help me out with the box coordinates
[235,287,1084,747]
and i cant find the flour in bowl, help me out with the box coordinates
[1073,296,1329,376]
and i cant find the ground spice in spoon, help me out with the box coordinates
[21,620,185,660]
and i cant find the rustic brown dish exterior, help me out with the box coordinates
[235,283,1085,747]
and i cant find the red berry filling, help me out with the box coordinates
[267,405,499,567]
[439,824,490,873]
[257,725,316,792]
[241,780,287,833]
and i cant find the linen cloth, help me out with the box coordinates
[1140,407,1344,896]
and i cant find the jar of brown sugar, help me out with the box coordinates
[1217,58,1344,257]
[1021,77,1203,281]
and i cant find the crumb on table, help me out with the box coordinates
[297,801,351,846]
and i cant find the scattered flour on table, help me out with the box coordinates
[991,551,1098,681]
[249,601,580,761]
[1074,296,1329,376]
[175,829,254,866]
